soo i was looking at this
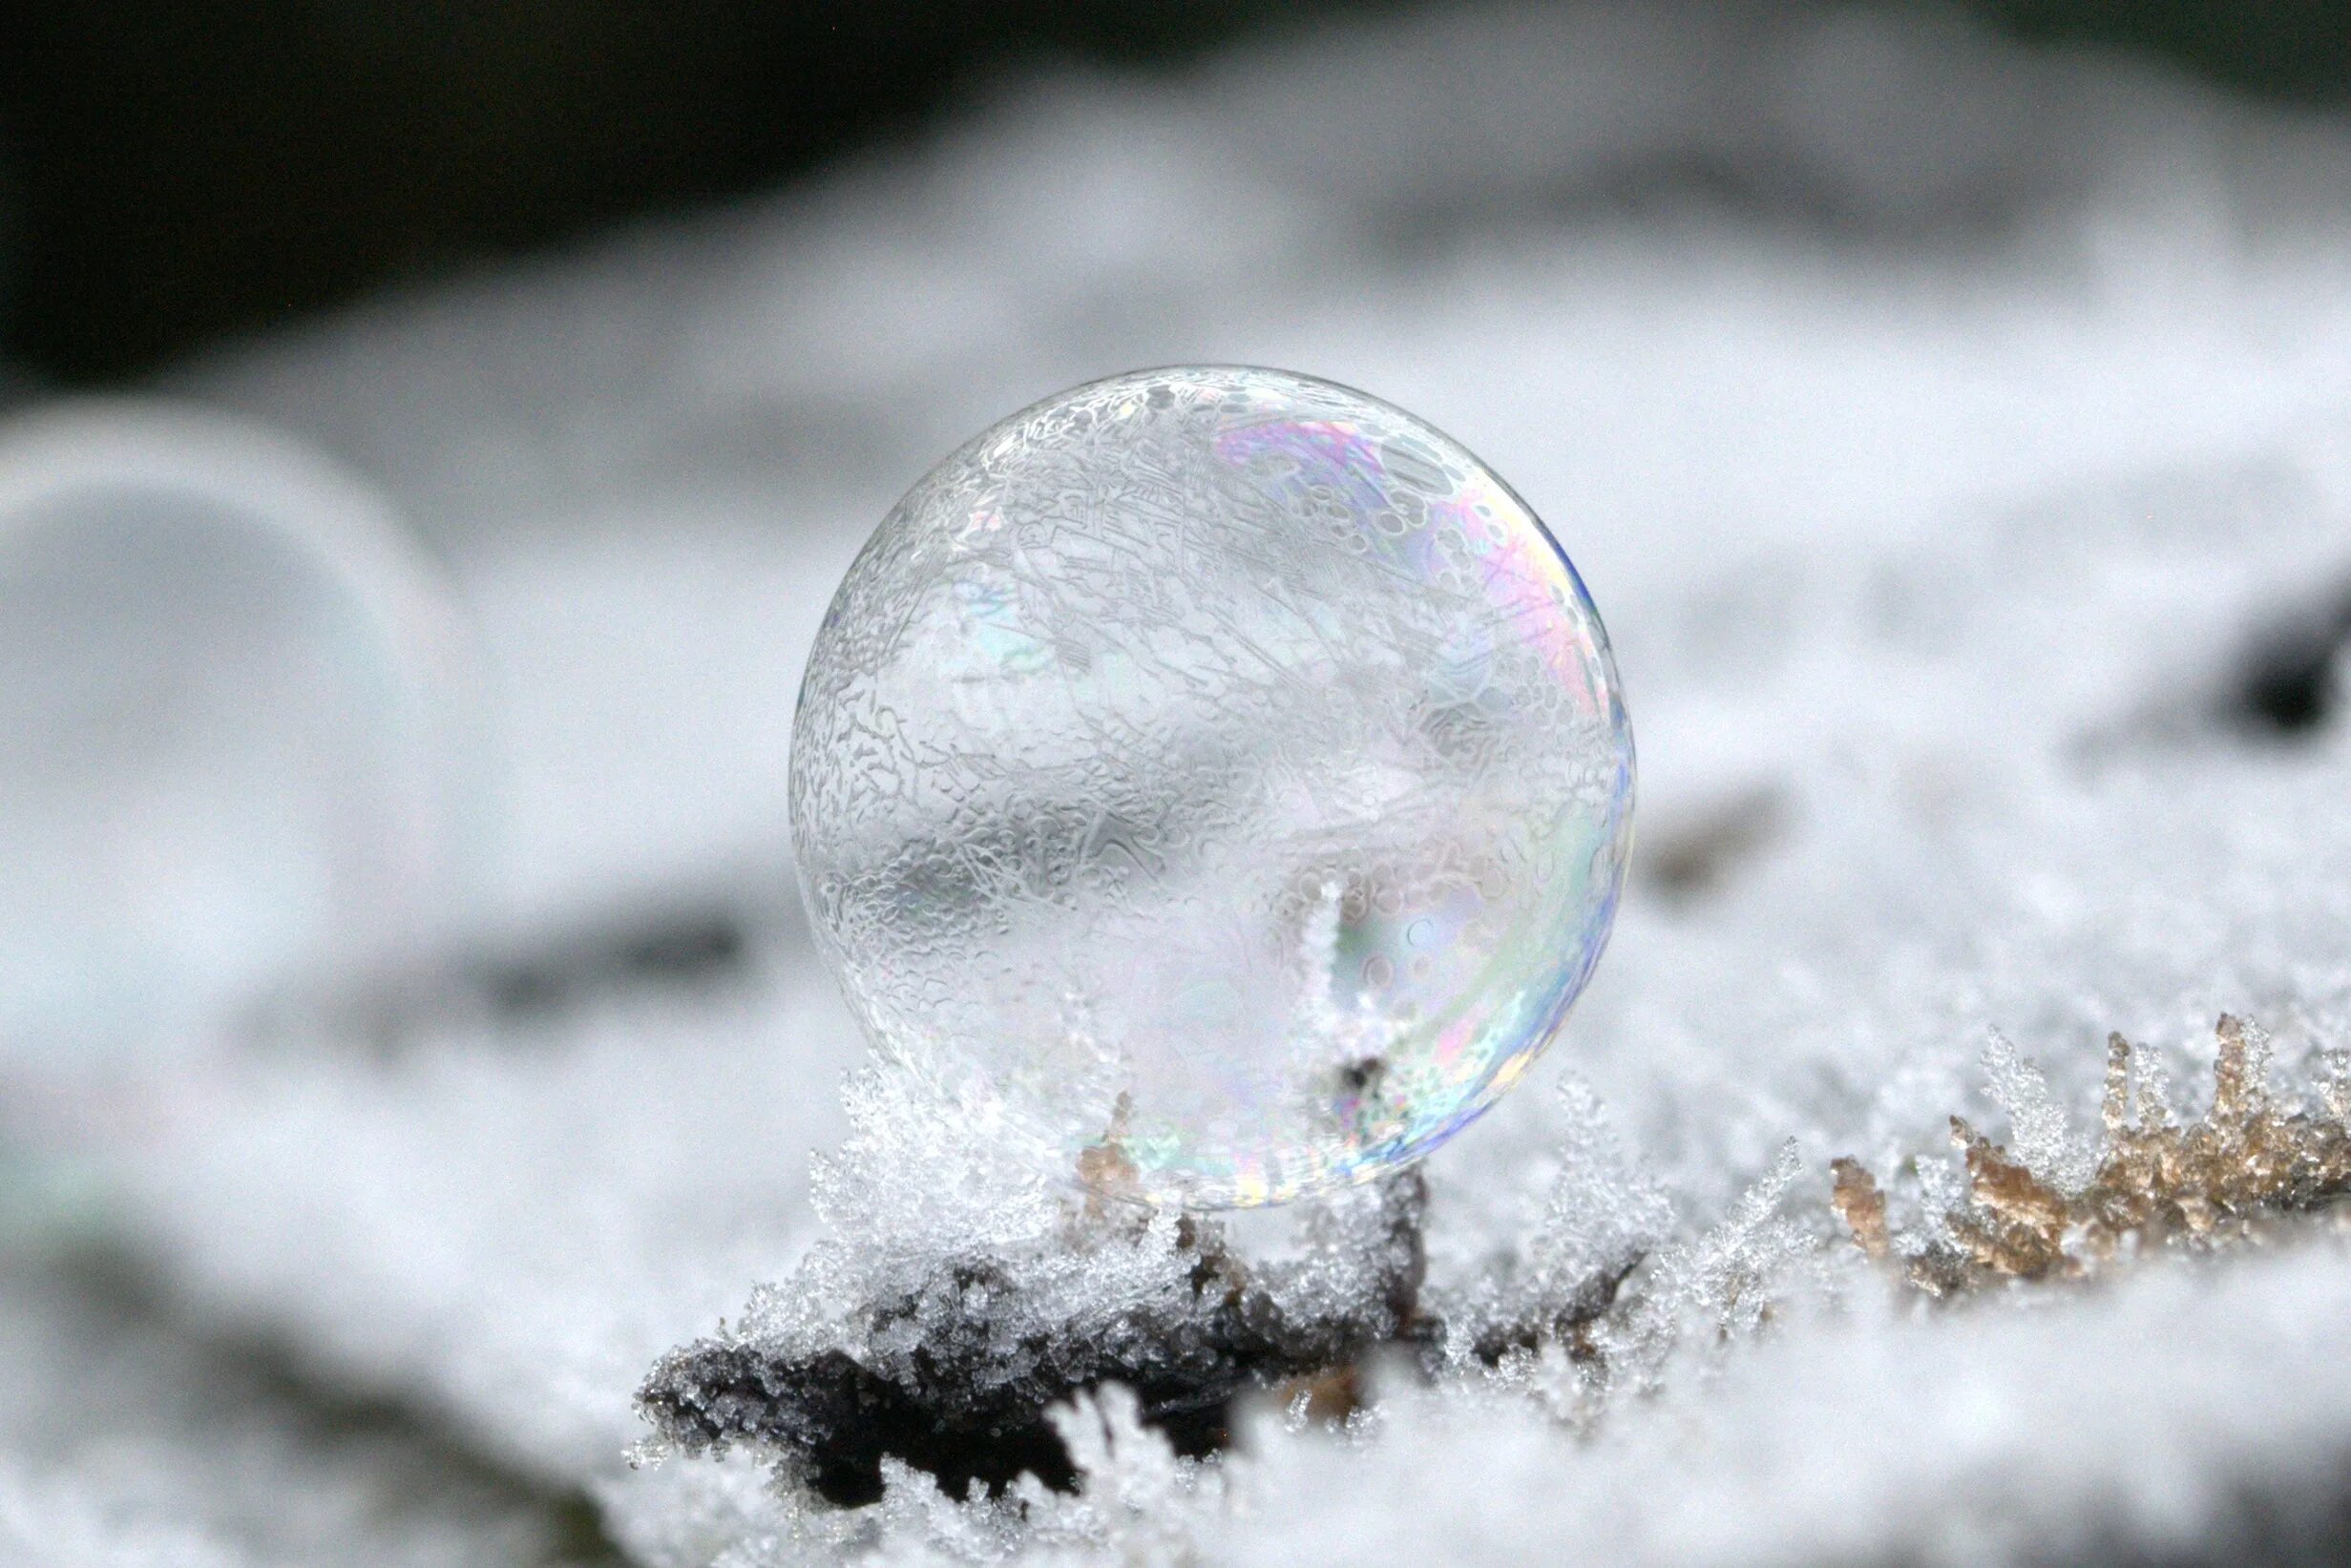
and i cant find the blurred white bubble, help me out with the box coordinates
[0,400,484,1060]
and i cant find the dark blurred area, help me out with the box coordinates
[0,0,2345,385]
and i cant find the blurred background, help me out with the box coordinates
[3,3,2351,1565]
[2,0,2348,384]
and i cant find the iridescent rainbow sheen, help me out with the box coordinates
[791,366,1633,1207]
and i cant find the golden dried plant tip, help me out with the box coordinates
[1827,1158,1889,1261]
[1836,1017,2351,1294]
[2102,1033,2131,1139]
[1946,1117,2069,1278]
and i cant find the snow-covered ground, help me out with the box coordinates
[7,2,2351,1561]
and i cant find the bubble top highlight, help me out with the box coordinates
[791,366,1633,1208]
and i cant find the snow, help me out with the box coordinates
[6,0,2351,1561]
[1236,1234,2351,1568]
[0,1253,595,1567]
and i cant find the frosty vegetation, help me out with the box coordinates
[1837,1017,2351,1291]
[635,1014,2351,1564]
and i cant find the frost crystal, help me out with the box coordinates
[1645,1140,1812,1343]
[1981,1031,2102,1195]
[1431,1074,1671,1369]
[1534,1077,1676,1294]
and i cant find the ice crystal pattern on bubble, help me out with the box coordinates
[789,367,1633,1207]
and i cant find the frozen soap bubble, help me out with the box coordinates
[0,401,481,1063]
[791,367,1632,1208]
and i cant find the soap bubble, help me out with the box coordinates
[0,401,481,1062]
[791,367,1632,1208]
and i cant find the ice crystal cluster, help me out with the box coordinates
[789,367,1632,1207]
[636,1057,1442,1506]
[633,1046,1818,1516]
[1836,1017,2351,1293]
[635,1018,2351,1563]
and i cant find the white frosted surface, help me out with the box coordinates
[0,1262,593,1567]
[10,2,2351,1562]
